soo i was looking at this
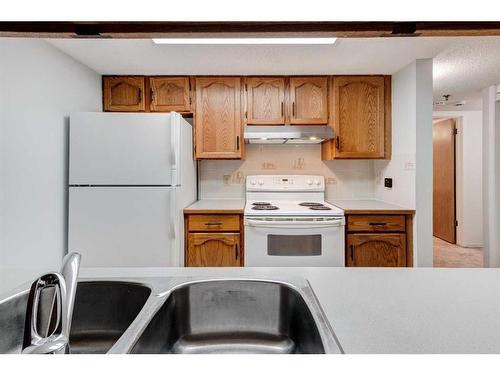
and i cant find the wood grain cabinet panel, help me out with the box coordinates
[149,77,191,112]
[186,233,241,267]
[246,77,285,125]
[347,215,406,232]
[187,214,240,232]
[330,76,386,158]
[347,233,406,267]
[289,77,328,124]
[103,76,146,112]
[195,77,242,159]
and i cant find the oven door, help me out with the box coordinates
[244,217,345,267]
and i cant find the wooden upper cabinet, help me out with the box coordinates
[103,76,146,112]
[186,233,241,267]
[289,77,328,124]
[347,233,406,267]
[149,77,191,112]
[195,77,242,159]
[328,76,387,159]
[246,77,285,125]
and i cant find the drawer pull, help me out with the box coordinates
[350,245,354,262]
[235,243,239,260]
[205,222,223,226]
[369,222,387,226]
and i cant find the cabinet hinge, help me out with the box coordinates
[455,220,459,227]
[453,128,458,135]
[245,84,248,91]
[245,111,248,119]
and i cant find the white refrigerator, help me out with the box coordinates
[68,112,196,267]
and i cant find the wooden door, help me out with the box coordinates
[246,77,285,125]
[149,77,191,112]
[186,233,241,267]
[195,77,242,159]
[103,76,146,112]
[433,118,456,243]
[289,77,328,124]
[347,233,406,267]
[331,76,385,158]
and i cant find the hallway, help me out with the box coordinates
[433,237,483,267]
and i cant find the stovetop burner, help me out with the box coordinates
[298,202,325,207]
[252,202,271,206]
[252,205,279,210]
[309,206,332,211]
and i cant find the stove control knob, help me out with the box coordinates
[314,180,321,186]
[258,179,264,186]
[250,180,257,186]
[307,179,313,186]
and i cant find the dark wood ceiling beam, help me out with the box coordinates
[1,21,500,38]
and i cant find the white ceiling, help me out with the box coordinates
[433,36,500,107]
[47,37,451,75]
[47,36,500,109]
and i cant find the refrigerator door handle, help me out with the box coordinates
[169,190,176,239]
[170,113,181,186]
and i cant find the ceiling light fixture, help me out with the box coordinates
[152,37,337,45]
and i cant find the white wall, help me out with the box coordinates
[199,144,375,200]
[432,111,483,248]
[374,59,434,267]
[0,39,101,290]
[482,86,500,267]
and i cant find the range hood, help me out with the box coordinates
[244,126,334,144]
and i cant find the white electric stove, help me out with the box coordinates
[244,175,345,267]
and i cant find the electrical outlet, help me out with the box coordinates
[262,162,276,170]
[326,177,337,185]
[384,178,393,189]
[223,175,231,186]
[404,161,416,170]
[293,157,305,170]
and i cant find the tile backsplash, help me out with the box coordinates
[199,144,376,200]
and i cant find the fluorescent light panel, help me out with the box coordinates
[152,37,337,45]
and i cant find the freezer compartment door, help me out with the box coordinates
[68,187,175,267]
[69,112,175,185]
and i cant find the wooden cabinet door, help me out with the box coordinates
[289,77,328,124]
[149,77,191,112]
[332,76,385,158]
[103,76,146,112]
[246,77,285,125]
[186,233,241,267]
[346,233,406,267]
[195,77,242,159]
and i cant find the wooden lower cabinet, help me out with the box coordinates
[184,213,244,267]
[186,233,241,267]
[346,233,406,267]
[345,213,413,267]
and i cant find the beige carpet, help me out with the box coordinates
[433,237,483,268]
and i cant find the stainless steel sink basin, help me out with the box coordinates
[69,281,151,353]
[0,281,151,354]
[130,279,340,354]
[1,276,342,354]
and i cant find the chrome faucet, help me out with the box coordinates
[22,252,81,354]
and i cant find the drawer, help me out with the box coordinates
[347,215,406,233]
[187,214,240,232]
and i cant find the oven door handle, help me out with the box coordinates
[245,218,344,229]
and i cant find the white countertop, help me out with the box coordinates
[77,267,500,354]
[328,199,415,214]
[184,199,246,213]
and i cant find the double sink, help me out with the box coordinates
[0,277,343,354]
